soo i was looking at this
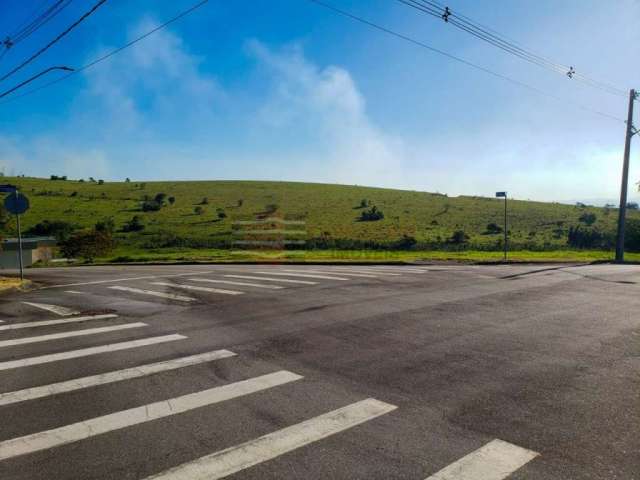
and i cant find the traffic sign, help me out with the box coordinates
[4,192,29,214]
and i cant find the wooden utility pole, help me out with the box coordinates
[615,89,638,263]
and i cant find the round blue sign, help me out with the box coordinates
[4,192,29,214]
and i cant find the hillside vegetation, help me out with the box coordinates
[2,176,638,262]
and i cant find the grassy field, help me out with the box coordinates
[2,176,635,263]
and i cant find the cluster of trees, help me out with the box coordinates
[359,205,384,221]
[141,192,175,212]
[49,175,67,181]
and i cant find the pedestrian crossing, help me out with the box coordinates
[0,300,539,478]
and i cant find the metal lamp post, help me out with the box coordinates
[496,191,507,262]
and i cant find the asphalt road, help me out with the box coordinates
[0,263,638,479]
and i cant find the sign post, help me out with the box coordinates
[495,191,507,262]
[3,188,30,281]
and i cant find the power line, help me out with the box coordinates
[0,0,210,105]
[398,0,628,98]
[10,0,74,46]
[0,0,107,84]
[306,0,625,123]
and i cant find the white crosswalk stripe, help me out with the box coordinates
[281,269,378,278]
[0,314,118,332]
[151,282,244,296]
[0,371,302,461]
[21,302,80,316]
[0,322,147,349]
[424,439,539,480]
[188,278,285,290]
[255,271,349,281]
[108,285,196,302]
[0,334,186,371]
[0,349,237,407]
[144,398,397,480]
[224,274,317,285]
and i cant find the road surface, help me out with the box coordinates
[0,263,638,479]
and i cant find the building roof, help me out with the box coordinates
[2,237,57,251]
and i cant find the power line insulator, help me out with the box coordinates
[442,7,451,22]
[567,66,575,78]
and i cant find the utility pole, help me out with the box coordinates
[615,89,638,263]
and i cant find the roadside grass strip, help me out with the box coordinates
[0,323,147,349]
[21,302,80,316]
[144,398,397,480]
[224,275,317,285]
[0,349,236,407]
[0,334,186,371]
[188,278,285,290]
[424,439,539,480]
[151,282,244,296]
[108,286,196,302]
[0,371,302,461]
[0,314,118,332]
[254,272,349,281]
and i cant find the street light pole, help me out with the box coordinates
[496,191,508,262]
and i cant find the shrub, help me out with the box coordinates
[449,230,469,244]
[567,226,613,249]
[95,218,115,234]
[627,202,639,210]
[485,222,503,234]
[125,178,131,182]
[60,229,114,262]
[237,199,243,207]
[97,179,105,185]
[168,196,176,205]
[359,205,384,221]
[70,191,78,197]
[141,200,162,212]
[194,206,204,215]
[122,215,144,232]
[358,199,369,208]
[154,193,167,204]
[25,220,77,242]
[579,212,596,225]
[50,175,67,181]
[200,197,209,205]
[217,210,227,219]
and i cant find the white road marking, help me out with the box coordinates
[366,266,428,273]
[281,269,378,278]
[0,349,236,407]
[64,290,84,294]
[21,302,79,316]
[144,398,397,480]
[0,313,118,331]
[0,370,302,461]
[424,439,539,480]
[0,322,146,349]
[108,286,196,302]
[151,282,244,296]
[39,271,221,290]
[255,271,349,281]
[188,278,284,290]
[0,334,185,372]
[225,275,317,285]
[328,267,402,276]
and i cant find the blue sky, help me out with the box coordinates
[0,0,638,202]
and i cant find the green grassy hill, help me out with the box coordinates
[2,176,636,262]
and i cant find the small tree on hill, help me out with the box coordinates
[142,200,162,212]
[485,222,503,234]
[194,206,204,215]
[359,205,384,221]
[579,212,597,225]
[449,230,469,244]
[168,196,176,205]
[122,215,144,232]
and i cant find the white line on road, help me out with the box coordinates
[0,322,147,349]
[366,266,428,273]
[0,334,185,372]
[0,370,302,461]
[255,271,349,281]
[108,286,196,302]
[64,291,84,294]
[224,275,317,285]
[188,278,285,290]
[144,398,397,480]
[328,267,402,276]
[151,282,244,296]
[0,349,236,407]
[21,302,79,316]
[0,313,118,331]
[424,439,539,480]
[281,269,378,278]
[40,271,221,290]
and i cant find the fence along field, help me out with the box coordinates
[2,176,639,262]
